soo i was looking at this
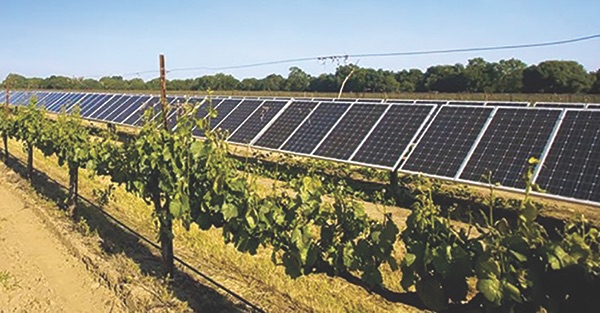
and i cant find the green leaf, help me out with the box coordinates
[477,277,503,305]
[503,280,521,303]
[221,202,238,220]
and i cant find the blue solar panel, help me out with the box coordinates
[401,106,494,178]
[351,104,436,168]
[229,100,288,144]
[281,102,351,155]
[535,110,600,202]
[253,101,318,149]
[313,103,388,160]
[458,108,561,189]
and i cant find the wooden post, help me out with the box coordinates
[159,54,169,131]
[157,54,175,279]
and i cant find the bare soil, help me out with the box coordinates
[0,175,122,312]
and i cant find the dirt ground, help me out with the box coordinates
[0,180,122,312]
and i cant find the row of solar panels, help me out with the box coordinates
[4,90,597,109]
[2,90,599,206]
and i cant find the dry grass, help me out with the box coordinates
[4,139,424,312]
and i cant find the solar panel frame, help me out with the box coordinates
[96,95,135,121]
[385,99,417,104]
[484,101,530,107]
[312,102,389,160]
[534,102,585,108]
[44,92,71,111]
[104,95,144,121]
[533,109,600,204]
[47,92,77,112]
[109,95,152,124]
[127,96,161,126]
[228,100,290,145]
[80,93,114,117]
[280,101,353,155]
[350,103,438,170]
[252,100,320,149]
[213,99,266,135]
[446,100,486,106]
[88,94,126,120]
[415,100,449,105]
[456,107,562,189]
[399,105,495,180]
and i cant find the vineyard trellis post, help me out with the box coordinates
[158,53,175,278]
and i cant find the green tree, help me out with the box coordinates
[523,60,593,93]
[239,78,260,91]
[422,64,468,92]
[589,69,600,94]
[257,74,285,91]
[99,76,128,90]
[284,67,311,91]
[494,59,527,93]
[2,73,29,89]
[42,75,75,90]
[127,78,147,90]
[309,74,338,92]
[395,69,424,92]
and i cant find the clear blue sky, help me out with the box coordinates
[1,0,599,81]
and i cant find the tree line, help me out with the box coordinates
[4,58,600,94]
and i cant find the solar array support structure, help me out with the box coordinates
[3,89,600,208]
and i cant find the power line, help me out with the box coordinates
[86,33,600,78]
[167,33,600,73]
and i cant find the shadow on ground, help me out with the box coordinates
[3,154,252,313]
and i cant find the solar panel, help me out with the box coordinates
[535,102,585,108]
[8,91,25,105]
[75,93,103,113]
[313,103,388,160]
[127,96,160,126]
[351,104,436,168]
[110,96,151,123]
[44,93,69,111]
[208,99,243,130]
[88,94,126,119]
[458,108,561,189]
[588,104,600,109]
[535,110,600,202]
[97,95,135,121]
[100,95,141,121]
[229,100,288,144]
[401,106,494,178]
[333,98,357,102]
[165,96,188,129]
[214,99,264,134]
[253,101,319,149]
[47,93,76,112]
[281,102,351,154]
[34,91,51,107]
[81,94,113,117]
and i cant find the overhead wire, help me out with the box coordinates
[75,33,600,79]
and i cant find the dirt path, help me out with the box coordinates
[0,181,122,312]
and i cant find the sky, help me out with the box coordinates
[1,0,599,81]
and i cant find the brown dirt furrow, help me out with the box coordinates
[0,179,121,312]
